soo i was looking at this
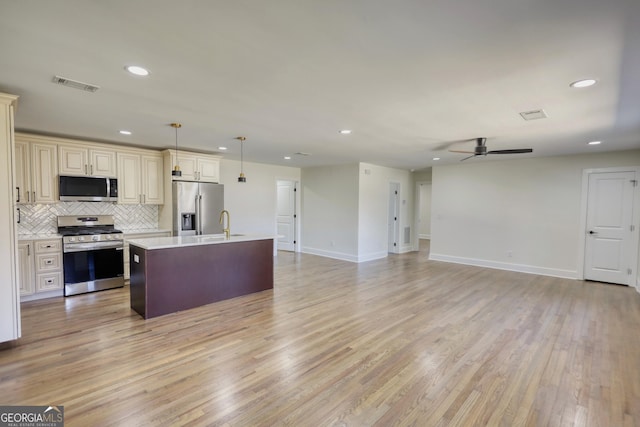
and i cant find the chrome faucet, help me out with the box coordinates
[219,210,230,238]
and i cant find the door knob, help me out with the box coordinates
[589,230,598,235]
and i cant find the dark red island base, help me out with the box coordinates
[129,238,274,319]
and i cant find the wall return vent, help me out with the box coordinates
[52,75,100,93]
[519,109,547,121]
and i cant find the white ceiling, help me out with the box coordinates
[1,0,639,170]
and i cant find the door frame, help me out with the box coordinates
[275,178,300,253]
[388,182,401,254]
[413,180,432,252]
[577,166,640,288]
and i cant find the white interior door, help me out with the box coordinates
[388,183,400,253]
[584,171,637,285]
[277,180,296,252]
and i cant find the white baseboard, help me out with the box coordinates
[419,234,430,239]
[20,289,63,302]
[301,247,388,263]
[429,253,578,280]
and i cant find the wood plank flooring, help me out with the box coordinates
[1,242,639,426]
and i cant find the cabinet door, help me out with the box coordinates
[31,142,58,203]
[117,153,142,204]
[197,158,220,183]
[142,154,164,204]
[58,145,88,176]
[14,140,31,203]
[175,153,197,180]
[90,149,117,177]
[18,242,34,296]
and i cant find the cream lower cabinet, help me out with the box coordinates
[18,241,34,296]
[34,239,63,292]
[14,138,58,203]
[118,151,164,204]
[123,231,171,280]
[19,238,63,298]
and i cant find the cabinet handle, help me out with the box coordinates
[27,190,30,202]
[46,260,53,264]
[17,207,21,224]
[27,243,30,256]
[143,194,146,204]
[46,279,53,284]
[45,245,52,248]
[90,164,93,175]
[32,191,35,202]
[16,187,20,203]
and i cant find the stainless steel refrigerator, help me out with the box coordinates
[172,181,224,236]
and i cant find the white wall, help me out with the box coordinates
[220,159,300,254]
[358,163,413,259]
[431,149,640,279]
[300,164,360,261]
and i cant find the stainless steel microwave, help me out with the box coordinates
[59,175,118,202]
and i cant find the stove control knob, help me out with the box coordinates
[68,237,75,242]
[78,236,85,242]
[92,235,99,241]
[105,235,111,240]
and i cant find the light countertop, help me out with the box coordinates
[127,234,275,250]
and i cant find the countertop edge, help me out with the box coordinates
[128,234,276,250]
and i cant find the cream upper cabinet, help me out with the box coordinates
[32,142,58,203]
[59,144,117,177]
[117,150,164,205]
[117,152,141,204]
[165,150,220,183]
[197,157,220,183]
[15,139,58,204]
[14,140,31,203]
[141,154,164,204]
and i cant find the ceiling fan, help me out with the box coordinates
[449,137,533,161]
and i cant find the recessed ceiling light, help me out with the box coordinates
[218,146,228,150]
[588,140,601,145]
[570,79,597,88]
[125,65,150,76]
[119,130,132,135]
[284,156,291,160]
[339,129,352,135]
[433,157,440,161]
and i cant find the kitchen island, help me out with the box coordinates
[128,234,274,319]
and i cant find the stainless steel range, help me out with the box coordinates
[58,215,124,296]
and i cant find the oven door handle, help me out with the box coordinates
[64,242,124,252]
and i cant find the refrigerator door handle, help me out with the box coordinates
[195,195,200,235]
[197,194,203,235]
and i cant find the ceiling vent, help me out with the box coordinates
[519,109,547,121]
[294,152,312,156]
[52,75,100,93]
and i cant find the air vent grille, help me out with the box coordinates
[294,152,312,156]
[519,109,547,121]
[52,75,100,93]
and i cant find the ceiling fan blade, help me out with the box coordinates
[487,148,533,154]
[459,154,477,161]
[449,150,475,154]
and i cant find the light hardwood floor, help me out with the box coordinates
[1,242,639,426]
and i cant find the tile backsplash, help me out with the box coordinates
[17,202,159,235]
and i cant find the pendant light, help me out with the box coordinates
[171,123,182,177]
[236,136,247,182]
